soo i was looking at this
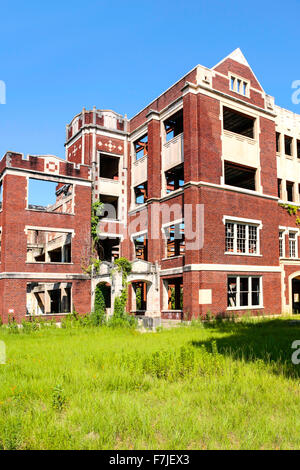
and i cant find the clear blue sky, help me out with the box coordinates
[0,0,299,159]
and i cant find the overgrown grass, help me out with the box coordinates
[1,317,300,449]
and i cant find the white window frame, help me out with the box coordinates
[289,230,299,259]
[227,275,263,310]
[279,230,285,258]
[223,216,262,256]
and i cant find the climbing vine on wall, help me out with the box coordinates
[279,204,300,226]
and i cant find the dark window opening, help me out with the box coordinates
[133,281,147,312]
[297,140,300,159]
[286,181,294,202]
[285,136,293,156]
[276,132,280,153]
[134,182,148,204]
[278,179,282,199]
[0,181,2,210]
[223,107,255,139]
[224,162,256,191]
[98,237,120,262]
[95,282,111,309]
[134,135,148,161]
[99,194,119,220]
[165,223,185,258]
[99,154,119,180]
[165,163,184,193]
[164,110,183,142]
[166,277,183,310]
[134,235,148,260]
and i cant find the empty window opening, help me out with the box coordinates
[95,282,111,309]
[27,282,71,315]
[133,281,147,312]
[285,136,293,156]
[223,107,255,139]
[26,230,72,263]
[165,163,184,193]
[99,154,119,180]
[134,135,148,161]
[230,76,249,97]
[134,235,148,260]
[224,162,256,191]
[227,276,261,308]
[164,110,183,142]
[28,179,73,214]
[286,181,294,202]
[99,195,119,220]
[165,278,183,311]
[98,237,120,262]
[276,133,281,153]
[289,232,297,258]
[297,140,300,159]
[278,179,282,199]
[225,222,258,255]
[134,182,148,204]
[164,222,185,258]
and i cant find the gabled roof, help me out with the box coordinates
[212,48,264,92]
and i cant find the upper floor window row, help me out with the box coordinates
[230,75,250,97]
[276,132,300,158]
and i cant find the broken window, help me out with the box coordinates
[98,237,120,262]
[164,110,183,142]
[99,194,119,220]
[278,179,282,199]
[227,276,261,308]
[286,181,294,202]
[276,133,281,153]
[26,282,71,315]
[28,179,73,214]
[165,278,183,310]
[134,235,148,260]
[165,163,184,193]
[225,222,258,255]
[224,162,256,191]
[284,136,293,156]
[132,281,147,312]
[134,135,148,161]
[134,182,148,204]
[164,222,185,258]
[223,107,255,139]
[26,229,72,263]
[99,154,119,180]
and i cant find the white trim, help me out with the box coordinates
[99,232,124,241]
[130,229,148,241]
[222,215,262,227]
[161,218,184,230]
[2,169,91,186]
[184,264,282,273]
[25,226,75,236]
[0,272,88,279]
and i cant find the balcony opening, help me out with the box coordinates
[134,182,148,204]
[27,229,72,263]
[134,235,148,260]
[98,237,120,262]
[286,181,294,202]
[99,194,119,220]
[134,134,148,161]
[27,282,71,315]
[223,106,255,139]
[28,178,73,214]
[276,132,281,153]
[164,110,183,142]
[99,154,119,180]
[165,163,184,193]
[224,161,256,191]
[285,136,293,156]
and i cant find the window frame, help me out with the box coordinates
[229,74,250,98]
[223,217,262,256]
[227,275,263,310]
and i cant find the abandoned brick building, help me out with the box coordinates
[1,48,300,323]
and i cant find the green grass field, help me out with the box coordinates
[1,318,300,450]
